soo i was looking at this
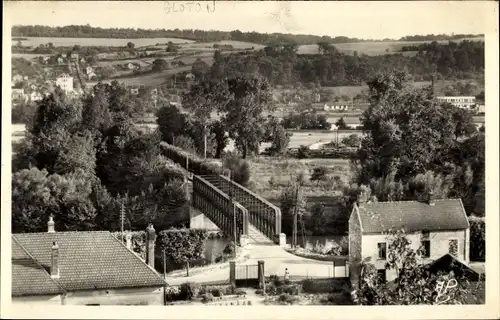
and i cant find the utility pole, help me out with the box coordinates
[203,123,207,159]
[292,183,299,249]
[120,202,125,243]
[163,249,167,306]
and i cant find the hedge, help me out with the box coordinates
[159,142,222,176]
[469,216,485,262]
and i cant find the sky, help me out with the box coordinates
[4,1,496,40]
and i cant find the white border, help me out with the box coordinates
[2,1,499,319]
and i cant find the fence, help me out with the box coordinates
[200,175,281,243]
[192,175,249,243]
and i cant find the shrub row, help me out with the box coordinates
[166,283,244,302]
[159,142,223,176]
[469,216,485,261]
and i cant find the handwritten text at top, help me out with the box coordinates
[164,1,216,14]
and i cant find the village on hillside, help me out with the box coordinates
[6,2,492,311]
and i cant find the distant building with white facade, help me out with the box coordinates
[56,74,74,93]
[437,96,476,110]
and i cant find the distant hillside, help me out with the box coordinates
[12,25,484,46]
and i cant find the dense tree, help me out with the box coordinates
[155,104,188,144]
[335,117,349,130]
[12,168,98,232]
[159,228,209,276]
[12,83,189,233]
[351,71,483,215]
[263,116,291,156]
[152,58,169,72]
[191,58,210,81]
[126,42,135,49]
[219,76,274,158]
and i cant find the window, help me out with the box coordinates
[377,242,387,259]
[421,240,431,258]
[377,269,387,283]
[449,239,458,257]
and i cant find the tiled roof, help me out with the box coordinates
[356,199,469,234]
[12,231,166,296]
[12,238,65,297]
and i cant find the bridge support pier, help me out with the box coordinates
[275,233,287,247]
[258,260,265,289]
[229,261,236,287]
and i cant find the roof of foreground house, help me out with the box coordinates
[355,199,470,234]
[11,231,166,297]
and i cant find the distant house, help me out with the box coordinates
[185,73,195,82]
[55,73,74,93]
[12,74,23,84]
[11,218,166,305]
[437,96,476,110]
[70,52,79,60]
[80,57,86,63]
[57,56,65,65]
[87,72,97,80]
[29,91,43,101]
[127,63,140,70]
[130,87,139,95]
[348,196,470,284]
[85,66,94,75]
[323,103,350,112]
[12,88,26,101]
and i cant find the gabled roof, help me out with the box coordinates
[12,238,65,297]
[12,231,166,296]
[355,199,469,234]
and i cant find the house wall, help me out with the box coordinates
[361,229,469,282]
[12,287,164,306]
[12,294,62,305]
[348,206,362,286]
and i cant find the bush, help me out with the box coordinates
[201,293,214,303]
[223,153,251,186]
[301,279,315,293]
[179,282,201,300]
[310,166,329,182]
[277,284,302,295]
[235,289,246,296]
[255,289,264,295]
[278,293,299,305]
[165,286,184,301]
[297,145,310,159]
[210,287,223,297]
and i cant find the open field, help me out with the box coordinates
[247,157,352,201]
[297,37,484,56]
[89,66,192,87]
[181,40,265,51]
[14,36,195,47]
[273,80,484,99]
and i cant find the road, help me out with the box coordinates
[166,243,346,286]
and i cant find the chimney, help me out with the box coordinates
[48,215,55,233]
[51,241,60,278]
[146,224,156,269]
[125,233,132,250]
[427,191,436,206]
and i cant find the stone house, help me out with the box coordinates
[55,73,74,93]
[348,197,470,283]
[11,218,166,305]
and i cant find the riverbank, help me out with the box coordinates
[285,247,348,263]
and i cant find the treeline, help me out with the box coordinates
[209,40,484,87]
[12,25,483,45]
[399,34,483,41]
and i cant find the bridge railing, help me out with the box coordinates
[192,175,249,243]
[200,175,282,243]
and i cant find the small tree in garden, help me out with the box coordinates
[310,166,329,184]
[159,228,209,276]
